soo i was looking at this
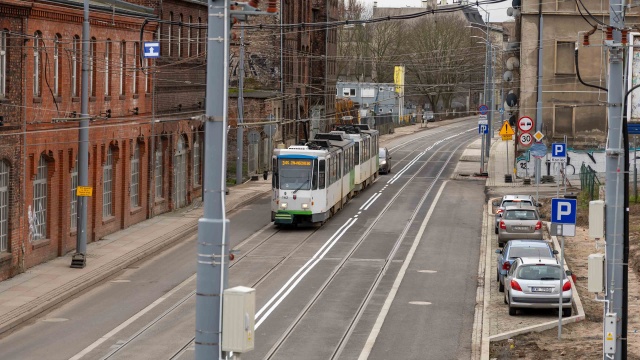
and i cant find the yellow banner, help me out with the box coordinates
[394,66,405,94]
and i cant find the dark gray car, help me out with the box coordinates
[495,240,558,292]
[379,147,391,174]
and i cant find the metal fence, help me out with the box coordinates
[580,163,601,201]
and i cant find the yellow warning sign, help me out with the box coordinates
[606,332,614,341]
[76,186,93,197]
[499,121,515,136]
[502,135,513,141]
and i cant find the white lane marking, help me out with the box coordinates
[417,270,438,274]
[69,273,197,360]
[358,181,448,360]
[255,217,358,328]
[363,193,382,211]
[358,211,362,215]
[110,280,131,283]
[41,318,69,323]
[408,301,432,306]
[359,193,378,210]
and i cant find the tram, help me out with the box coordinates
[271,125,379,226]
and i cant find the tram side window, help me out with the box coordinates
[272,158,279,188]
[355,143,360,165]
[319,160,326,189]
[312,159,318,189]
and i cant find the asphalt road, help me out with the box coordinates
[0,119,485,360]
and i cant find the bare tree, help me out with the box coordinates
[337,0,372,81]
[367,18,407,83]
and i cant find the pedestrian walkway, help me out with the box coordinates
[0,118,459,335]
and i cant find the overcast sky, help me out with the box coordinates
[360,0,513,23]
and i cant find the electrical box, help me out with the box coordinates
[589,200,605,239]
[588,253,605,293]
[604,313,617,354]
[222,286,255,353]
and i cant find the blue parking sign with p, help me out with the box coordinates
[478,124,488,134]
[552,143,566,158]
[551,198,577,224]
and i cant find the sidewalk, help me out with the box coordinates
[0,119,453,335]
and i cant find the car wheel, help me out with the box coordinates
[498,241,504,248]
[503,293,508,305]
[499,280,504,293]
[562,308,572,317]
[508,304,517,316]
[496,270,500,283]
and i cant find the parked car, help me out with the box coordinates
[379,147,391,174]
[494,195,536,234]
[504,257,573,317]
[496,240,558,292]
[423,111,435,122]
[497,206,544,247]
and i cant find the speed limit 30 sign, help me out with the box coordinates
[519,132,533,147]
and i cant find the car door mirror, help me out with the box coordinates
[565,270,572,277]
[495,249,502,254]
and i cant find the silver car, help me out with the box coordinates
[504,257,573,317]
[495,240,558,292]
[494,195,536,234]
[497,206,543,247]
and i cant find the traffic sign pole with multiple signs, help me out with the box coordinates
[478,105,489,174]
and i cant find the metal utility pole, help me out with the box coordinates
[485,13,493,157]
[195,0,230,358]
[236,25,245,186]
[534,12,544,185]
[71,0,90,268]
[604,0,626,357]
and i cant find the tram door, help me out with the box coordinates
[174,136,187,209]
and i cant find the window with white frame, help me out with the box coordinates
[104,40,111,96]
[133,42,138,94]
[130,142,140,208]
[155,143,163,198]
[119,41,125,96]
[72,35,80,97]
[193,134,201,185]
[168,12,173,56]
[0,161,8,252]
[33,155,47,240]
[90,37,96,96]
[0,29,6,98]
[144,57,150,93]
[103,147,113,218]
[196,18,201,55]
[54,34,61,96]
[177,14,183,57]
[70,155,78,231]
[33,31,42,97]
[187,16,192,57]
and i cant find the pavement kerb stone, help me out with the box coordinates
[480,199,497,359]
[471,201,489,360]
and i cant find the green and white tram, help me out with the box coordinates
[332,124,380,191]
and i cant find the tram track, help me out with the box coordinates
[261,131,475,360]
[85,121,475,360]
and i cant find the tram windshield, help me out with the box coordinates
[278,158,313,190]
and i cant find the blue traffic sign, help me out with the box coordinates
[478,104,489,115]
[551,198,577,225]
[530,142,547,158]
[552,143,566,158]
[478,124,488,134]
[628,123,640,135]
[499,107,505,114]
[143,42,160,58]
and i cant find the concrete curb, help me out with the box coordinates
[0,188,271,336]
[472,201,489,360]
[480,199,496,359]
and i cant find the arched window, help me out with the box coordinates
[168,12,173,56]
[130,142,140,208]
[33,31,43,97]
[193,133,201,186]
[104,39,111,96]
[119,41,126,96]
[0,160,9,252]
[70,155,78,230]
[103,147,114,218]
[54,34,61,96]
[72,35,80,97]
[0,29,6,98]
[33,155,48,240]
[177,14,183,57]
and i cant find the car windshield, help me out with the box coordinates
[516,264,563,280]
[501,200,533,208]
[278,159,312,190]
[510,248,551,258]
[379,149,386,158]
[504,210,538,220]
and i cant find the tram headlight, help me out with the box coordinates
[280,202,288,209]
[302,203,309,209]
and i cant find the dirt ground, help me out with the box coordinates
[489,197,640,359]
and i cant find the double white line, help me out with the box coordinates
[360,192,382,211]
[255,217,358,329]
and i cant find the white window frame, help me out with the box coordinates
[0,30,6,98]
[0,161,8,252]
[33,32,41,97]
[103,147,113,218]
[193,135,201,185]
[144,58,150,93]
[53,35,60,96]
[177,14,183,57]
[90,38,96,96]
[33,156,47,240]
[119,41,125,96]
[155,145,163,198]
[196,18,201,55]
[70,156,78,231]
[72,36,79,97]
[130,142,140,208]
[104,40,111,96]
[133,43,138,94]
[187,16,192,57]
[168,12,173,57]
